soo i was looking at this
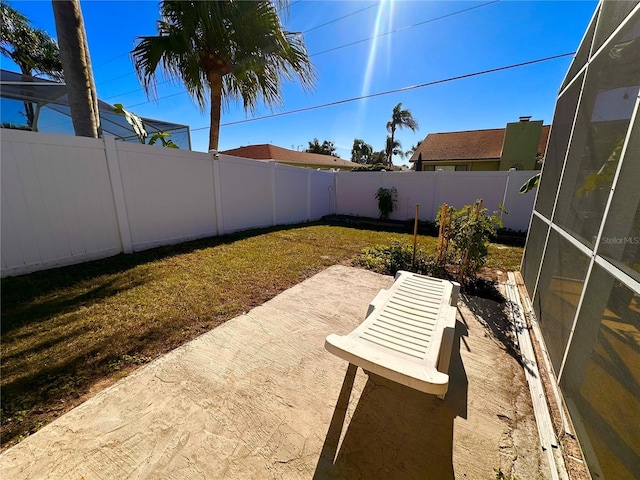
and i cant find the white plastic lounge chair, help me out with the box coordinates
[325,271,459,398]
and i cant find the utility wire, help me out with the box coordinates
[103,0,503,108]
[184,52,575,132]
[102,78,172,101]
[94,2,302,69]
[97,1,376,90]
[304,3,378,33]
[311,0,500,57]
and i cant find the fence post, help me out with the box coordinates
[211,152,224,236]
[104,137,133,253]
[271,161,277,226]
[431,169,441,220]
[332,170,338,215]
[501,169,511,220]
[307,168,312,221]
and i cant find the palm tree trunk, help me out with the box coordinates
[51,0,100,138]
[18,65,36,129]
[208,72,223,151]
[389,125,396,166]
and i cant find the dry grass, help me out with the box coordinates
[1,223,522,449]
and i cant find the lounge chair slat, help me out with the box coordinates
[325,271,459,397]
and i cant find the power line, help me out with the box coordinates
[102,78,172,101]
[185,52,574,132]
[94,1,304,70]
[303,3,378,34]
[128,89,186,109]
[93,51,130,69]
[310,0,501,57]
[101,0,503,109]
[96,1,376,90]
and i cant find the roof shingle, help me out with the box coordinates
[410,125,550,162]
[221,144,358,168]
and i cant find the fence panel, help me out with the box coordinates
[501,171,537,232]
[334,170,535,231]
[310,170,334,219]
[434,171,508,213]
[379,172,439,220]
[1,130,538,277]
[0,130,121,275]
[117,142,217,251]
[335,171,382,219]
[217,155,273,234]
[275,163,309,224]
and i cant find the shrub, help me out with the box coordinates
[352,241,442,277]
[437,201,503,279]
[375,187,398,220]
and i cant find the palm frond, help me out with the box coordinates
[130,0,315,147]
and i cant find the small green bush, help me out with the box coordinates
[437,201,503,279]
[352,241,442,277]
[375,187,398,220]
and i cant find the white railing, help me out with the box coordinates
[1,129,535,277]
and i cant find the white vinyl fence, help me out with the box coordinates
[335,169,536,231]
[1,129,535,277]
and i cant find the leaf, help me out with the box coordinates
[519,173,540,194]
[148,132,179,149]
[113,103,147,143]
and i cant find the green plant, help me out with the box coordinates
[352,241,442,277]
[113,103,179,148]
[437,201,503,279]
[375,187,398,220]
[1,224,522,449]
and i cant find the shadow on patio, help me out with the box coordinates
[315,322,468,479]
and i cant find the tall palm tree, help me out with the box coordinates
[1,0,63,128]
[386,102,418,165]
[52,0,100,138]
[132,0,315,151]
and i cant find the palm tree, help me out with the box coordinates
[131,0,315,151]
[386,103,418,165]
[385,136,404,164]
[52,0,100,138]
[405,140,422,159]
[0,2,63,79]
[1,0,63,128]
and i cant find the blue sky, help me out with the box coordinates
[5,0,598,160]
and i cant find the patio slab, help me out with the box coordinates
[0,265,548,479]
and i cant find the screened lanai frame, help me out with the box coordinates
[0,70,192,150]
[521,2,639,478]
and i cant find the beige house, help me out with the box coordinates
[409,117,550,172]
[221,144,358,170]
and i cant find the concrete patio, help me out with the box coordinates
[0,265,549,479]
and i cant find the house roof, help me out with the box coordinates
[221,144,358,168]
[409,125,550,162]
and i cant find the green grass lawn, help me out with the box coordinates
[0,223,522,449]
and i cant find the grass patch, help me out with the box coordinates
[1,223,522,449]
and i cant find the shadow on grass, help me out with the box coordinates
[1,320,185,448]
[0,222,318,336]
[1,276,148,335]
